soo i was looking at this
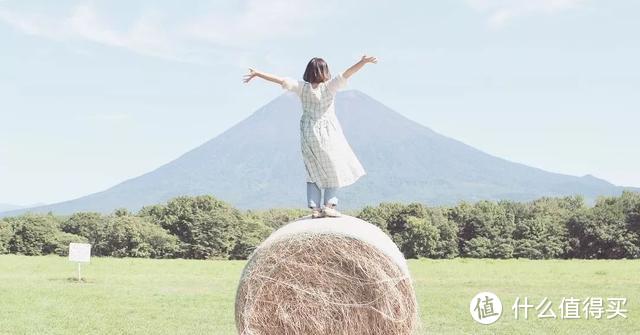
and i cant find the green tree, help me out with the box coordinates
[94,215,179,258]
[0,219,13,254]
[568,192,640,259]
[511,197,582,259]
[141,195,243,259]
[245,208,307,230]
[449,201,515,258]
[358,203,458,259]
[6,215,61,255]
[113,208,132,217]
[229,215,272,259]
[60,212,105,245]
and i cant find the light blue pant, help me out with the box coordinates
[307,182,338,209]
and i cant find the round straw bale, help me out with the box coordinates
[235,215,419,335]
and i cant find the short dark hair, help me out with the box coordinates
[303,57,331,83]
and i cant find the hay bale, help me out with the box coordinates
[235,215,419,335]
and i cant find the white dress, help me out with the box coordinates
[281,74,366,189]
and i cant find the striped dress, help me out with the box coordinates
[281,74,366,189]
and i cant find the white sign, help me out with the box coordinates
[68,243,92,263]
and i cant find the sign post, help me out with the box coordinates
[68,243,91,281]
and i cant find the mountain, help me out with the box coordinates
[2,90,636,216]
[0,203,46,212]
[0,204,25,212]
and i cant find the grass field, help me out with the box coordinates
[0,255,638,334]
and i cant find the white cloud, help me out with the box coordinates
[184,0,323,47]
[0,8,63,38]
[467,0,587,28]
[0,4,181,61]
[0,0,334,65]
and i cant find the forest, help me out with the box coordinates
[1,191,639,260]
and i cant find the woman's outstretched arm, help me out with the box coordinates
[342,55,378,79]
[243,68,284,85]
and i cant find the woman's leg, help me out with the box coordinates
[323,187,339,208]
[306,182,322,209]
[321,187,341,217]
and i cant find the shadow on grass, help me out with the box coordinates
[46,277,98,284]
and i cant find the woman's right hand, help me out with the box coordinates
[243,68,258,83]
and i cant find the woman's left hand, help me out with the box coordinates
[361,55,378,64]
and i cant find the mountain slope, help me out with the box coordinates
[0,204,26,212]
[0,203,46,212]
[2,90,633,215]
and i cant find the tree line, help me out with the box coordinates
[1,191,639,260]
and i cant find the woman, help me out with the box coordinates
[243,55,377,218]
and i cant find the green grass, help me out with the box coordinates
[0,255,638,334]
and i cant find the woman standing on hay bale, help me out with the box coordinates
[243,55,376,218]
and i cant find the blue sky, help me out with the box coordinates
[1,0,638,205]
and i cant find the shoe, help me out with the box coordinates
[311,209,322,218]
[321,206,341,217]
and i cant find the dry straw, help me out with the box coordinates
[235,215,419,335]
